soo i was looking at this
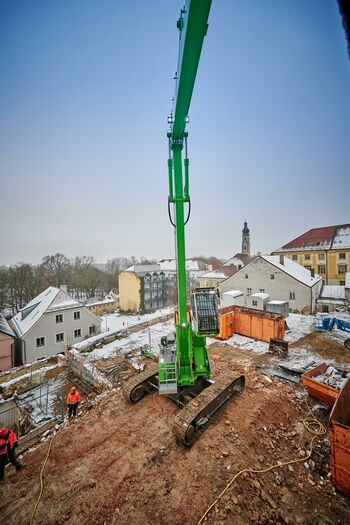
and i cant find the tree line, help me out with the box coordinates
[0,253,155,315]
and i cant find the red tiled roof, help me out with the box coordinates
[279,224,350,251]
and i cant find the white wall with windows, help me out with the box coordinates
[22,307,101,364]
[220,256,322,314]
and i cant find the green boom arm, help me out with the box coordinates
[162,0,212,389]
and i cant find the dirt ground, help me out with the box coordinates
[1,335,350,525]
[290,331,350,365]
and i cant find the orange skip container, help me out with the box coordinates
[330,377,350,496]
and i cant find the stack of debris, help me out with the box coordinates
[313,366,350,390]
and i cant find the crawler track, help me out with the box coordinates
[173,374,245,446]
[122,362,158,402]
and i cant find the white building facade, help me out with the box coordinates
[11,286,101,364]
[220,255,322,314]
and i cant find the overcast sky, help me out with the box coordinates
[1,0,349,266]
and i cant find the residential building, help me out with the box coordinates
[119,264,170,312]
[273,224,350,285]
[10,286,101,364]
[199,266,237,295]
[316,286,347,313]
[220,255,322,314]
[0,313,15,372]
[85,290,119,316]
[119,259,212,313]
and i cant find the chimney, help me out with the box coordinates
[279,255,284,265]
[310,269,315,278]
[60,285,67,293]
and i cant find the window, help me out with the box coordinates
[73,311,80,320]
[247,288,252,295]
[338,265,347,275]
[292,255,298,261]
[56,314,63,323]
[340,281,345,286]
[270,274,274,279]
[317,265,326,274]
[259,289,265,293]
[56,333,64,343]
[36,337,45,347]
[245,274,248,279]
[339,253,346,260]
[305,265,311,271]
[305,254,311,261]
[74,329,81,338]
[289,292,295,300]
[252,300,258,306]
[89,325,96,335]
[318,253,325,260]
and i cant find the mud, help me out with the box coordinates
[1,342,349,525]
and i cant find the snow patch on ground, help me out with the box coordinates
[284,313,314,343]
[208,334,268,355]
[86,320,174,362]
[99,307,173,332]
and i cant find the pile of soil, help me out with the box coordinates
[1,344,349,525]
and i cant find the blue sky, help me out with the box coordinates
[1,0,349,265]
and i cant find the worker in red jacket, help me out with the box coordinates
[66,386,81,421]
[0,427,24,484]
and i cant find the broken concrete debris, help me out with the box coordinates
[313,366,350,390]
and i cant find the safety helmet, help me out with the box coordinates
[0,427,9,438]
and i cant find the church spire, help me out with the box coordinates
[242,220,250,255]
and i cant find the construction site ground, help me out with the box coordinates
[1,330,350,525]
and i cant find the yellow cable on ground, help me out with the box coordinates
[196,402,326,525]
[29,434,55,525]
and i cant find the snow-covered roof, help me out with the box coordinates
[123,264,161,275]
[251,292,270,300]
[261,255,321,287]
[223,290,244,298]
[158,259,208,272]
[0,313,15,338]
[332,226,350,249]
[346,272,350,289]
[201,265,237,280]
[223,253,253,267]
[47,299,82,312]
[275,224,350,252]
[267,300,288,305]
[320,286,346,300]
[11,287,84,337]
[223,257,243,267]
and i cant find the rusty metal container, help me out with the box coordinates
[217,306,285,342]
[301,362,340,406]
[330,378,350,496]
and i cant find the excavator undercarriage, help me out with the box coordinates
[122,364,245,446]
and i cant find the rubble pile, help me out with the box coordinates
[314,366,350,390]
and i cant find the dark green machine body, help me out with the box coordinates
[158,0,217,393]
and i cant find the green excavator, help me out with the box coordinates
[123,0,245,446]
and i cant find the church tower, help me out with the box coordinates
[242,220,250,255]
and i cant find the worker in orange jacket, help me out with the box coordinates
[0,427,24,484]
[66,386,81,420]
